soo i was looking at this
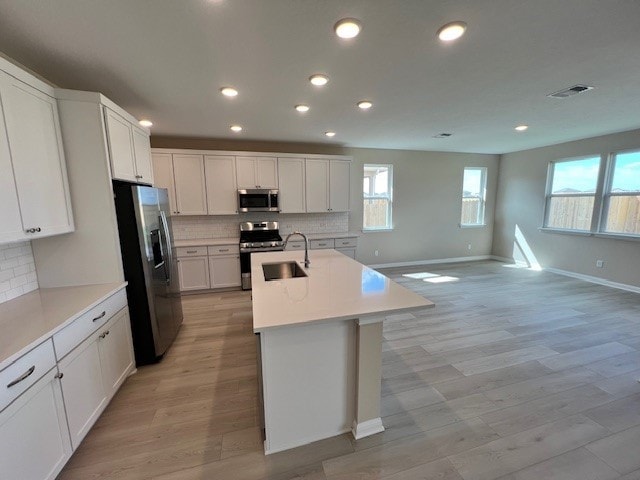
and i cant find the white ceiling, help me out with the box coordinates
[1,0,639,154]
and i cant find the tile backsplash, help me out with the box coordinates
[0,241,39,304]
[172,212,349,240]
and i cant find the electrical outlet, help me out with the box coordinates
[596,260,604,268]
[374,250,379,257]
[467,244,472,250]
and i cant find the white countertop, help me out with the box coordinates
[287,232,360,240]
[0,282,127,370]
[251,250,433,332]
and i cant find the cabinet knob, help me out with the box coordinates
[55,372,64,379]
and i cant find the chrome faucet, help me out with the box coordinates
[284,231,310,268]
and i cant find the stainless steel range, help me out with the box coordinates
[239,221,284,290]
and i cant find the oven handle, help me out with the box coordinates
[240,246,285,253]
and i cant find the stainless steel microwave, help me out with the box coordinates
[237,189,280,212]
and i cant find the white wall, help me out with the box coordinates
[346,147,500,266]
[493,128,640,288]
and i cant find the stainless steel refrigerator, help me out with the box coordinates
[113,181,183,365]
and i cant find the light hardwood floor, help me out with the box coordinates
[58,261,640,479]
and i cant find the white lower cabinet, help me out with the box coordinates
[209,255,241,289]
[58,306,133,449]
[335,248,356,259]
[177,256,211,291]
[0,368,71,480]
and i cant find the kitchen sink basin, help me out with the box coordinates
[262,261,308,281]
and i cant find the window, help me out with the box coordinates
[363,164,392,230]
[461,167,487,226]
[543,156,601,231]
[603,150,640,235]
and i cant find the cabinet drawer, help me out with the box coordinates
[208,245,239,256]
[53,288,127,360]
[1,339,56,412]
[310,239,335,249]
[176,246,208,257]
[285,241,305,251]
[335,238,357,248]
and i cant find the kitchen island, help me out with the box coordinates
[252,249,434,454]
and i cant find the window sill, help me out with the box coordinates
[459,223,487,229]
[539,227,640,242]
[362,228,394,233]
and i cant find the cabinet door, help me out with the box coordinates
[177,256,210,291]
[0,72,73,238]
[335,247,356,259]
[305,158,330,212]
[173,154,207,215]
[152,153,178,215]
[104,109,136,182]
[256,157,278,189]
[0,95,24,243]
[0,369,71,480]
[278,157,305,213]
[236,156,257,188]
[132,127,153,184]
[98,308,135,399]
[205,155,238,214]
[209,255,241,288]
[329,160,350,212]
[58,335,107,449]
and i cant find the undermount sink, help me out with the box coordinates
[262,261,308,281]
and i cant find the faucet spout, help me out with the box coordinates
[284,231,310,268]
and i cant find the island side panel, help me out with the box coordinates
[260,319,356,454]
[352,318,385,439]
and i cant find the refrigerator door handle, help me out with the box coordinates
[159,210,172,285]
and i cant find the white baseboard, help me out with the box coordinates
[490,255,514,263]
[368,255,493,269]
[545,267,640,294]
[264,427,352,455]
[351,418,385,440]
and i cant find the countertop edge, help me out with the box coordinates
[0,282,128,371]
[174,232,359,248]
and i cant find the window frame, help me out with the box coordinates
[460,167,487,227]
[542,155,604,233]
[600,148,640,236]
[362,163,393,232]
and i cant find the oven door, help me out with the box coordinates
[237,189,279,212]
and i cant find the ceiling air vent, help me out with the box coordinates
[433,133,453,138]
[547,84,595,99]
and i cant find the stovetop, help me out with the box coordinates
[239,221,283,250]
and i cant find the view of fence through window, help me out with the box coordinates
[363,164,392,230]
[605,151,640,234]
[461,167,486,225]
[545,157,600,230]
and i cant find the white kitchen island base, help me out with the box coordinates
[252,250,433,454]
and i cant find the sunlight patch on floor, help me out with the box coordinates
[402,272,440,279]
[423,275,459,283]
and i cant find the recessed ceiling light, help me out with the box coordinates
[230,125,242,132]
[220,87,238,97]
[138,119,153,128]
[515,125,529,131]
[309,74,329,86]
[295,104,310,113]
[334,18,362,39]
[357,101,373,110]
[437,21,467,42]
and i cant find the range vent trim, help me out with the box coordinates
[547,84,595,99]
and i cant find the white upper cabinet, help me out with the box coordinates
[278,157,306,213]
[236,156,278,189]
[0,68,74,243]
[104,108,152,184]
[329,160,350,212]
[205,155,238,214]
[305,158,350,212]
[172,154,207,215]
[151,153,178,214]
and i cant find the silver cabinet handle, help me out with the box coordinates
[25,227,42,233]
[135,175,143,179]
[7,365,35,388]
[219,248,229,252]
[92,311,106,322]
[186,250,198,254]
[99,330,110,339]
[55,372,64,379]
